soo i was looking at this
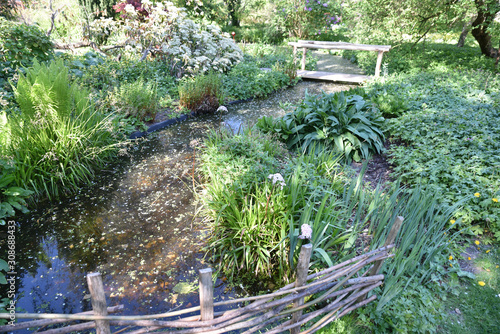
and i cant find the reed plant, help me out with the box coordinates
[201,128,362,281]
[178,72,224,113]
[354,182,467,310]
[7,59,125,200]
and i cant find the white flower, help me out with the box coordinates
[217,106,228,112]
[298,224,313,240]
[268,173,286,189]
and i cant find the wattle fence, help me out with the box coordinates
[0,217,404,334]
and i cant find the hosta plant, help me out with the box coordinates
[257,91,385,162]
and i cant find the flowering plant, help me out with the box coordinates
[88,1,242,76]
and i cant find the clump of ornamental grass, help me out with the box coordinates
[104,78,159,122]
[7,59,125,200]
[178,72,224,113]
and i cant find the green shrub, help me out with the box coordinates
[223,61,294,101]
[223,24,286,44]
[257,91,385,162]
[179,72,224,113]
[343,42,498,76]
[0,159,33,225]
[240,43,317,70]
[75,56,177,98]
[105,79,159,122]
[7,59,124,200]
[0,18,54,84]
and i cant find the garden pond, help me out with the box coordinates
[8,80,356,324]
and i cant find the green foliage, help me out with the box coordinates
[224,24,286,44]
[256,91,385,162]
[0,18,54,85]
[240,43,317,70]
[271,0,341,39]
[104,78,159,122]
[7,59,124,200]
[79,0,116,18]
[74,55,177,97]
[344,43,499,76]
[200,128,358,281]
[442,248,500,333]
[179,72,224,113]
[342,0,472,45]
[373,69,500,238]
[0,159,33,225]
[222,61,296,101]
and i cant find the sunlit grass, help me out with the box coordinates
[442,245,500,333]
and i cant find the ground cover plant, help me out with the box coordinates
[256,91,385,163]
[442,246,500,333]
[361,68,500,240]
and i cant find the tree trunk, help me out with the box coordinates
[226,0,240,27]
[457,18,474,47]
[471,0,500,57]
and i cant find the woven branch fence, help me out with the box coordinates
[0,217,404,334]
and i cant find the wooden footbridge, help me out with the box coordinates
[289,40,391,84]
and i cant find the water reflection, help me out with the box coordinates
[3,80,355,323]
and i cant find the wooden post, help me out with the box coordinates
[369,216,404,276]
[199,268,214,321]
[86,272,111,334]
[302,48,307,70]
[290,244,313,334]
[374,50,385,77]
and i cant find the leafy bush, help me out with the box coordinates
[223,24,286,44]
[0,18,54,85]
[271,0,341,39]
[89,1,243,76]
[179,72,224,113]
[343,42,499,76]
[0,159,33,225]
[7,59,125,200]
[240,43,318,70]
[375,69,500,239]
[223,61,294,101]
[74,56,177,96]
[104,78,159,122]
[257,91,385,162]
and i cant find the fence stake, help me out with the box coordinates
[86,272,111,334]
[199,268,214,321]
[370,216,404,276]
[291,244,313,334]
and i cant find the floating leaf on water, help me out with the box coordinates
[172,281,197,294]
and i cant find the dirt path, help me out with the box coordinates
[312,50,366,74]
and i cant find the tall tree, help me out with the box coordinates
[471,0,500,57]
[226,0,241,26]
[344,0,500,57]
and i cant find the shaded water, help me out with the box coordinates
[5,80,356,326]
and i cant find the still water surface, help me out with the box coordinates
[10,81,353,323]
